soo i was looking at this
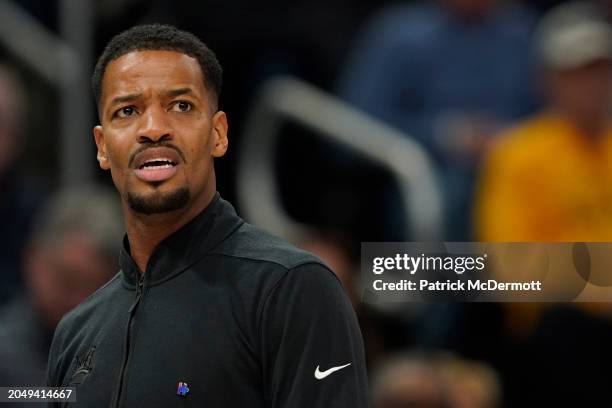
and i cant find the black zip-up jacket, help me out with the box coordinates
[47,193,368,407]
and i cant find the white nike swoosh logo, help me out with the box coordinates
[314,363,351,379]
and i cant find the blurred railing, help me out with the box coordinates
[237,76,443,241]
[0,0,93,186]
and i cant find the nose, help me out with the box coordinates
[137,105,173,143]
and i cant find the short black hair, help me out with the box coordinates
[92,24,222,109]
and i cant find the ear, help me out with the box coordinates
[93,125,110,170]
[210,111,228,158]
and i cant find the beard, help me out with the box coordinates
[127,187,190,215]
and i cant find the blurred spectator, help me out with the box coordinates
[0,63,45,303]
[370,352,501,408]
[436,355,501,408]
[371,353,450,408]
[339,0,539,239]
[0,187,122,389]
[475,1,612,241]
[474,3,612,405]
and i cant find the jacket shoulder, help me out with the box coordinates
[211,222,325,270]
[56,272,122,331]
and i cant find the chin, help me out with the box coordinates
[127,186,191,215]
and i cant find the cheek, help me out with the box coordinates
[184,128,214,167]
[184,147,214,188]
[103,139,131,179]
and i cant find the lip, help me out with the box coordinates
[131,146,182,169]
[131,147,182,183]
[134,165,178,183]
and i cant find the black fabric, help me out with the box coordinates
[47,194,368,407]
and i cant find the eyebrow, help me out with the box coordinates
[110,93,141,106]
[164,88,195,98]
[107,88,196,109]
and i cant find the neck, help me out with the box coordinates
[563,111,607,141]
[574,118,607,141]
[553,105,609,141]
[123,186,216,273]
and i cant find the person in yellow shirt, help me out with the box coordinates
[476,113,612,241]
[474,2,612,340]
[475,2,612,242]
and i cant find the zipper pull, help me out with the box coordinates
[128,275,144,314]
[137,274,144,292]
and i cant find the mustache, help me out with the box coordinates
[128,142,187,168]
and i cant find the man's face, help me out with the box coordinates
[549,59,612,123]
[94,50,228,215]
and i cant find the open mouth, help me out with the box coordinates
[132,147,182,183]
[139,159,177,170]
[134,157,180,183]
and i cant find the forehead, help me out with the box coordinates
[100,50,205,102]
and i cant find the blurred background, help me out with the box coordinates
[0,0,611,406]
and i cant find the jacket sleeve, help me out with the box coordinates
[259,262,369,407]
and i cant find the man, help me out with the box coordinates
[46,24,368,407]
[474,1,612,241]
[0,187,121,397]
[370,353,501,408]
[473,4,612,405]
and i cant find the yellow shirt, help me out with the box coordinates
[474,112,612,241]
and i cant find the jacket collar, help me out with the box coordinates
[119,192,244,288]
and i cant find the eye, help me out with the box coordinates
[171,101,192,112]
[115,106,136,118]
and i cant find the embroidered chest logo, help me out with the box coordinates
[176,382,190,397]
[69,346,96,385]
